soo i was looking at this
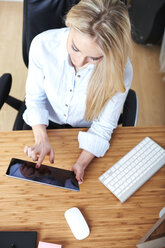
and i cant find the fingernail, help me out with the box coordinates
[78,179,83,184]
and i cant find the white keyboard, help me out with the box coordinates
[99,137,165,203]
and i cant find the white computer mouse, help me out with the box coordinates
[64,207,90,240]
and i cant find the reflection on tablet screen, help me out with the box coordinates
[6,158,79,191]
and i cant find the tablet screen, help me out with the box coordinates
[6,158,79,191]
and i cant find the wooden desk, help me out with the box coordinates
[0,126,164,248]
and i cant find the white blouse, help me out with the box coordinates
[23,27,133,157]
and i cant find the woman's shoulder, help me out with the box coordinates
[31,27,69,48]
[36,27,69,40]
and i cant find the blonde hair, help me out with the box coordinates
[66,0,132,121]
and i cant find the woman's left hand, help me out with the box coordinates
[71,149,95,184]
[71,163,85,184]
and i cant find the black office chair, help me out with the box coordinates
[128,0,165,45]
[0,0,138,130]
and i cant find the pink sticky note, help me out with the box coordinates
[38,241,62,248]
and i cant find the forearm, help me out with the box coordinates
[76,150,95,169]
[32,124,48,143]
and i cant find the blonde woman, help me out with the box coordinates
[23,0,133,184]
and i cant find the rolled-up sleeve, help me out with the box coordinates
[23,36,49,126]
[78,59,133,157]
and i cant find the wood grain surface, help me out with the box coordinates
[0,126,164,247]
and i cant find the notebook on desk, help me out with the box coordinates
[0,231,37,248]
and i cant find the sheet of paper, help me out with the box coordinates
[38,241,62,248]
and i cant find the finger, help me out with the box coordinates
[49,149,55,164]
[27,147,33,158]
[26,147,37,161]
[30,149,38,161]
[77,177,83,184]
[75,172,83,184]
[78,180,83,185]
[36,153,45,168]
[24,145,29,155]
[78,177,83,184]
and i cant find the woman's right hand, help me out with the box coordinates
[24,124,55,167]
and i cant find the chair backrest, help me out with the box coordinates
[22,0,127,67]
[22,0,81,67]
[129,0,165,45]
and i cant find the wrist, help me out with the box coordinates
[76,150,95,169]
[32,124,48,143]
[75,161,87,170]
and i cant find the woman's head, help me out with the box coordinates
[66,0,132,121]
[66,26,103,69]
[66,0,131,58]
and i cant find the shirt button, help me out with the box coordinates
[65,104,68,107]
[77,75,81,78]
[70,89,72,92]
[64,114,66,117]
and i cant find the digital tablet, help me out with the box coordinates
[6,158,79,191]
